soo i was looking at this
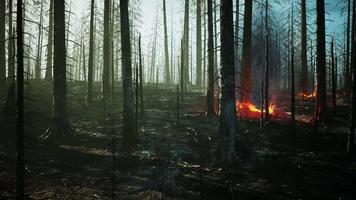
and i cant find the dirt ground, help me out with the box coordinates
[0,80,355,200]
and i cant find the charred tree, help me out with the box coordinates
[219,0,237,163]
[264,0,270,122]
[121,0,136,147]
[103,0,112,108]
[16,0,25,198]
[35,0,44,79]
[43,0,71,139]
[183,0,190,87]
[240,0,253,103]
[196,0,202,87]
[87,0,95,104]
[45,0,54,80]
[300,0,309,93]
[8,0,14,81]
[345,0,352,101]
[163,0,171,84]
[139,35,144,115]
[315,0,328,122]
[349,0,356,154]
[0,0,5,82]
[234,0,240,89]
[331,37,336,109]
[207,0,215,116]
[291,7,296,135]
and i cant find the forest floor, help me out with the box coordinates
[0,80,355,200]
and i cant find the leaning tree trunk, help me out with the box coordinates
[87,0,95,104]
[43,0,71,139]
[300,0,309,93]
[16,0,25,198]
[163,0,170,84]
[207,0,215,116]
[196,0,202,87]
[45,0,54,80]
[240,0,253,103]
[219,0,237,163]
[121,0,136,147]
[315,0,328,122]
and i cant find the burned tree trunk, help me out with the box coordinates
[8,0,14,81]
[43,0,71,139]
[331,37,336,109]
[183,0,190,87]
[291,7,296,135]
[196,0,202,87]
[315,0,328,122]
[139,35,144,115]
[121,0,136,147]
[300,0,309,93]
[45,0,54,80]
[163,0,170,84]
[207,0,215,116]
[264,0,270,122]
[345,0,352,101]
[103,0,112,107]
[16,0,25,198]
[0,0,5,82]
[219,0,237,163]
[240,0,253,103]
[348,0,356,154]
[234,0,240,89]
[87,0,95,104]
[35,0,44,80]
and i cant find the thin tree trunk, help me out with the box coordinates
[219,0,237,163]
[45,0,54,80]
[87,0,95,104]
[348,0,356,154]
[234,0,240,89]
[0,0,5,82]
[291,6,296,135]
[16,0,25,198]
[240,0,253,103]
[345,0,351,101]
[196,0,202,87]
[316,0,328,122]
[264,0,270,122]
[8,0,14,81]
[139,35,144,115]
[183,0,190,87]
[300,0,309,93]
[103,0,112,107]
[207,0,215,116]
[331,37,336,109]
[121,0,136,147]
[163,0,170,84]
[35,0,44,79]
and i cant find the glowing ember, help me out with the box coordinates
[236,100,276,119]
[297,91,316,99]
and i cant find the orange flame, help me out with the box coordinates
[297,91,316,99]
[236,100,276,119]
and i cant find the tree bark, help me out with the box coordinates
[207,0,215,116]
[16,0,25,198]
[0,0,5,82]
[219,0,237,163]
[196,0,202,87]
[234,0,240,89]
[240,0,253,103]
[264,0,270,122]
[163,0,171,84]
[345,0,351,101]
[315,0,328,122]
[43,0,71,139]
[121,0,136,147]
[183,0,190,88]
[45,0,54,80]
[87,0,95,104]
[300,0,309,93]
[103,0,112,107]
[8,0,14,81]
[139,35,144,115]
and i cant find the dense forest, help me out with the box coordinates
[0,0,355,199]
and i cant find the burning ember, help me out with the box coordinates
[297,91,316,99]
[236,100,276,119]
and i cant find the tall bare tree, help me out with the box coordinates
[163,0,170,84]
[121,0,136,147]
[207,0,215,116]
[45,0,54,80]
[219,0,237,163]
[315,0,328,122]
[240,0,253,103]
[300,0,309,93]
[196,0,202,87]
[0,0,5,82]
